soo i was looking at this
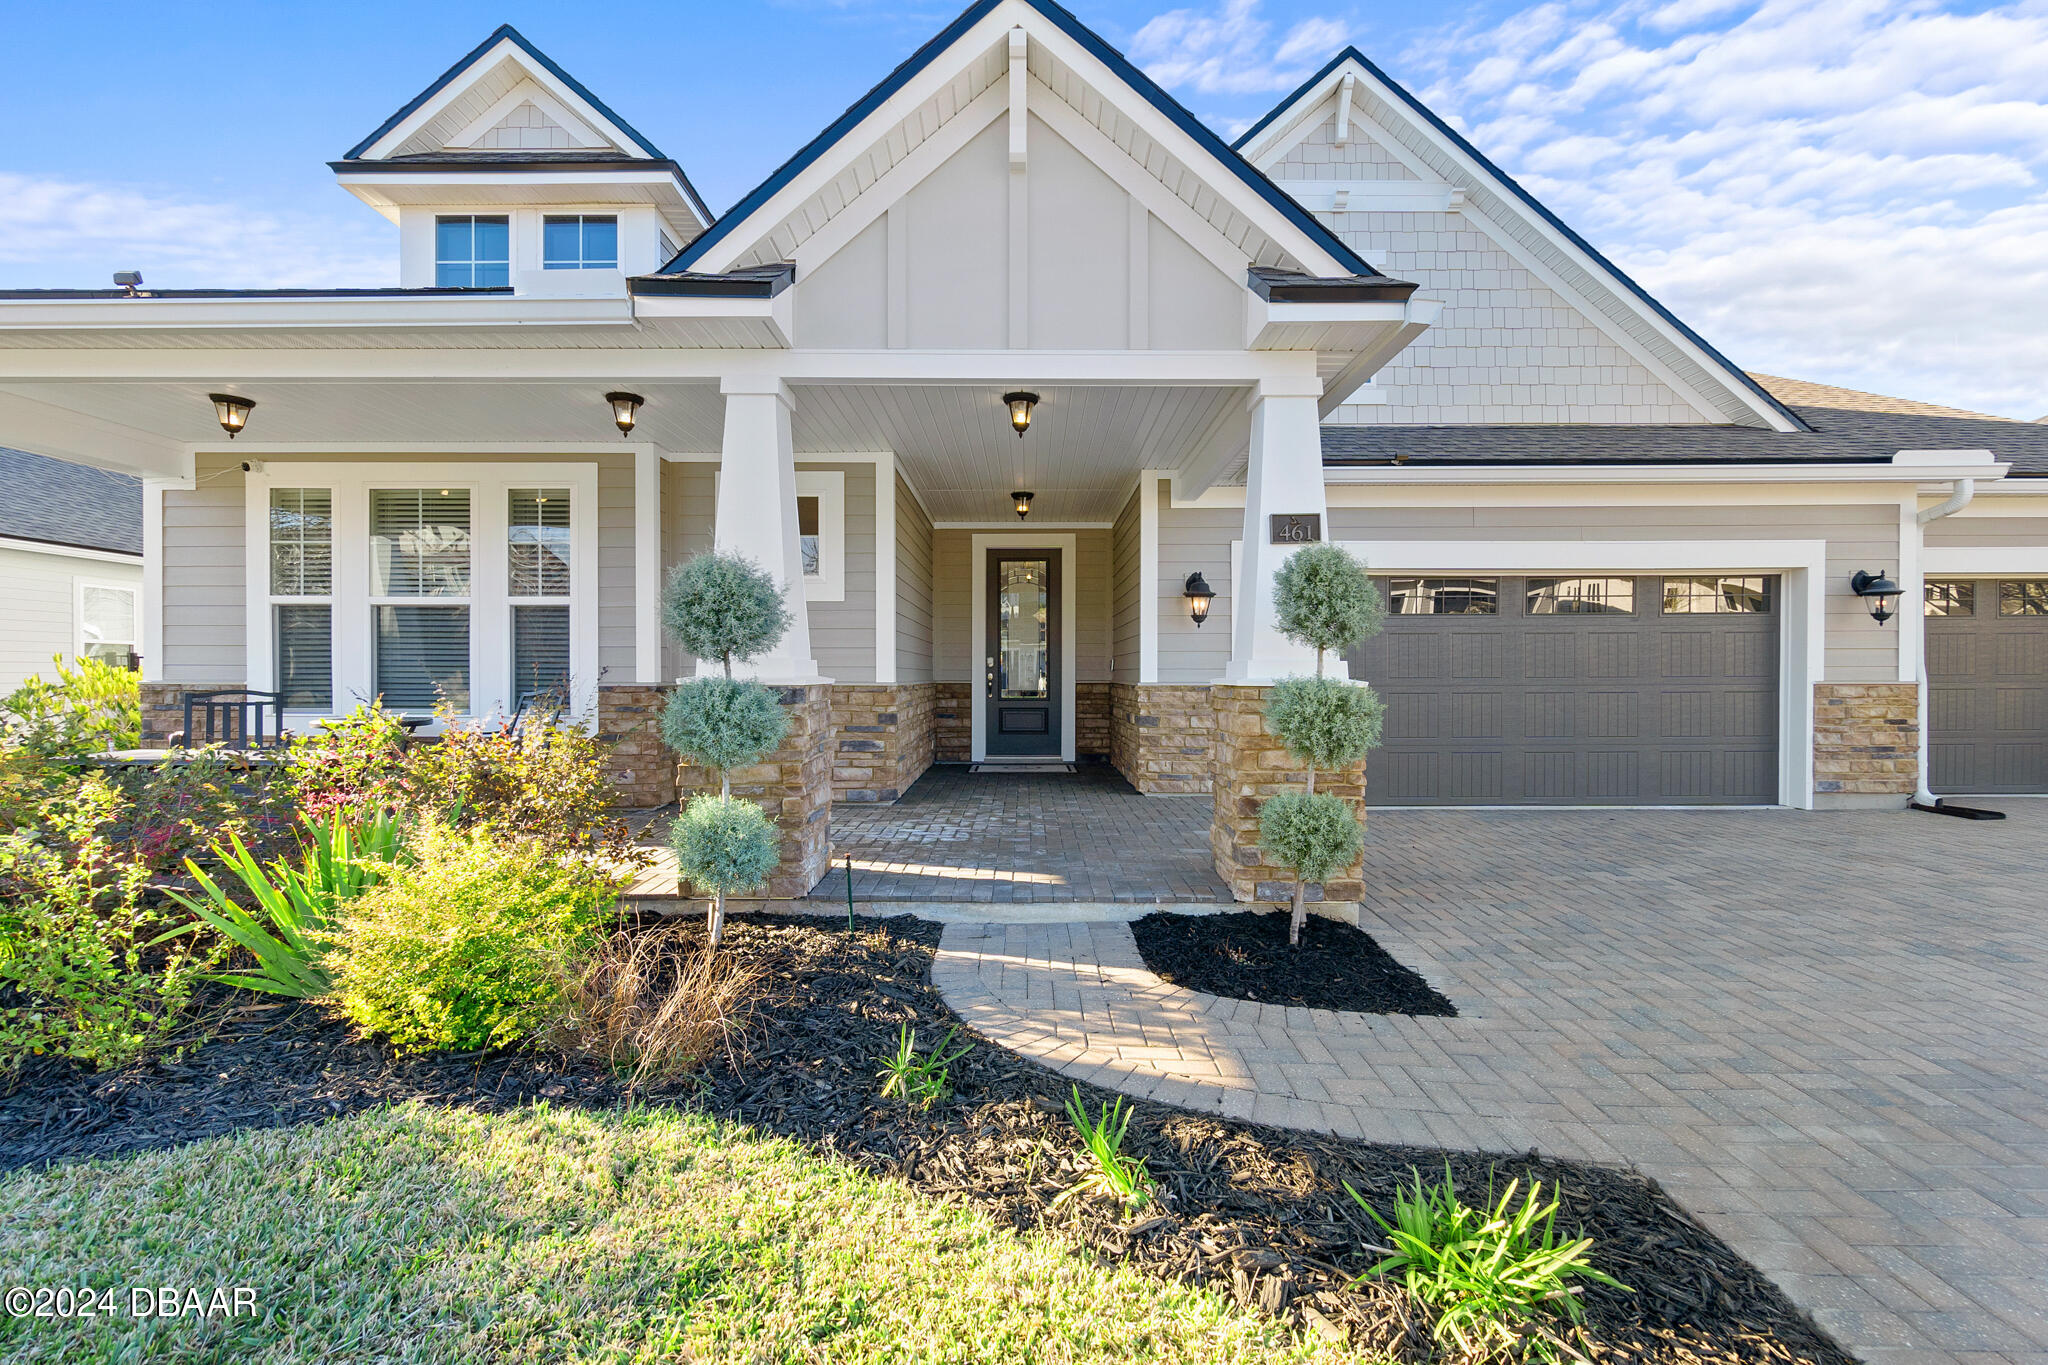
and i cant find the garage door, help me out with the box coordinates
[1926,578,2048,793]
[1348,575,1780,805]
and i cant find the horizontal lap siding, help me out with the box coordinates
[1926,512,2048,548]
[930,528,1112,683]
[0,547,141,691]
[805,462,876,682]
[895,476,934,683]
[596,454,636,683]
[1075,530,1111,682]
[660,463,715,680]
[1112,487,1141,679]
[162,455,246,682]
[1157,482,1238,683]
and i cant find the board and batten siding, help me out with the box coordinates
[930,528,1113,684]
[160,453,645,688]
[895,475,934,683]
[1111,486,1141,679]
[0,546,142,692]
[1151,490,1904,683]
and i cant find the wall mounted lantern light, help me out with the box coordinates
[605,391,645,438]
[1851,569,1901,625]
[1003,391,1038,437]
[1183,571,1215,627]
[208,393,256,440]
[1011,490,1035,520]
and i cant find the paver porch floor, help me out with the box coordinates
[934,802,2048,1364]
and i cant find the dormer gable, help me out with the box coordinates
[332,25,711,289]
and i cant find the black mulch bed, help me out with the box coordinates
[1133,908,1459,1015]
[0,916,1849,1365]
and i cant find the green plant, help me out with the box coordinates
[402,703,640,865]
[660,551,793,673]
[328,823,617,1054]
[287,702,409,823]
[876,1023,970,1111]
[114,744,298,872]
[160,811,406,998]
[668,795,780,945]
[660,677,789,783]
[0,654,140,755]
[1261,544,1385,944]
[1348,1166,1628,1362]
[0,776,218,1071]
[1060,1086,1153,1211]
[551,925,759,1101]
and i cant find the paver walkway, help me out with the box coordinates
[934,804,2048,1364]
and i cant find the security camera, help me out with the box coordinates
[240,460,266,475]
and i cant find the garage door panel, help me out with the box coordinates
[1929,685,1976,731]
[1995,686,2047,732]
[1927,635,1976,676]
[1996,636,2048,678]
[1994,744,2048,788]
[1356,574,1778,805]
[1926,580,2048,793]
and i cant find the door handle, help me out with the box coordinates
[986,655,996,697]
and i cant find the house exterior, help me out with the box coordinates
[0,447,142,691]
[3,1,2044,900]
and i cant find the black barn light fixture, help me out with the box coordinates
[1011,490,1035,520]
[605,391,645,437]
[1183,571,1215,627]
[1003,391,1038,437]
[1851,569,1901,625]
[208,393,256,439]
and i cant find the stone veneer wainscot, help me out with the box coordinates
[1208,684,1367,906]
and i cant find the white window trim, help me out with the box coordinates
[74,578,139,663]
[795,469,846,603]
[245,462,599,728]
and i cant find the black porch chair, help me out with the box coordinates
[178,689,287,750]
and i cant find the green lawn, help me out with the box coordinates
[0,1102,1362,1364]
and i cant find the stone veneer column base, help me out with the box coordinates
[1109,683,1216,794]
[678,684,832,899]
[1076,681,1111,758]
[1209,684,1367,905]
[1813,682,1919,808]
[138,680,245,747]
[830,683,936,803]
[597,683,679,808]
[933,682,971,762]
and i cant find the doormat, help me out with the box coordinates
[969,762,1075,774]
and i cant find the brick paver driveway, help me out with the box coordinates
[934,803,2048,1363]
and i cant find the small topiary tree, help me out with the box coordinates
[658,553,795,945]
[1260,543,1387,945]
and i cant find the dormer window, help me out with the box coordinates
[542,215,618,270]
[435,215,510,287]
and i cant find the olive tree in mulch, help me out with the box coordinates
[659,552,794,946]
[1258,543,1386,946]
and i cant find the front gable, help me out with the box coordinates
[1239,51,1804,432]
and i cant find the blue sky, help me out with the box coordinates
[4,0,2046,418]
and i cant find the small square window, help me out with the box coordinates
[1527,577,1634,615]
[434,215,509,288]
[797,495,821,577]
[1925,581,1976,617]
[1662,576,1773,614]
[542,215,618,270]
[2000,581,2048,616]
[1384,578,1498,615]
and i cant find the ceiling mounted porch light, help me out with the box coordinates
[208,393,255,440]
[1003,391,1038,437]
[1851,569,1901,625]
[605,391,645,438]
[1011,490,1035,520]
[1183,571,1215,627]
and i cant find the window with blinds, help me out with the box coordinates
[509,488,570,707]
[371,488,472,712]
[270,488,334,709]
[276,605,332,708]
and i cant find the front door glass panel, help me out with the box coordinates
[998,559,1049,700]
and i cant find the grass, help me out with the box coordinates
[0,1102,1361,1364]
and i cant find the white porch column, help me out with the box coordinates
[1223,377,1337,683]
[711,376,826,683]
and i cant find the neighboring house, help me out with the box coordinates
[1,2,2044,895]
[0,447,143,692]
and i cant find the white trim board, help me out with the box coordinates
[969,531,1078,763]
[0,535,141,566]
[1334,538,1829,811]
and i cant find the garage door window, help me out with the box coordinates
[1925,580,1976,617]
[1527,577,1634,615]
[1662,576,1773,614]
[1385,577,1497,615]
[1999,581,2048,616]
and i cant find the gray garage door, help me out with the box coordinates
[1347,575,1779,805]
[1926,578,2048,793]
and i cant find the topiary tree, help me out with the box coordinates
[658,553,795,945]
[1260,544,1387,945]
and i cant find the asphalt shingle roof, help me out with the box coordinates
[0,448,142,555]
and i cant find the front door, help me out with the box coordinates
[985,549,1061,756]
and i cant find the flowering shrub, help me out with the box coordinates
[402,705,639,865]
[288,703,409,823]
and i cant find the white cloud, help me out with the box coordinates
[1394,0,2048,417]
[1130,0,1352,95]
[0,175,392,290]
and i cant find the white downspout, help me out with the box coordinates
[1914,478,1975,805]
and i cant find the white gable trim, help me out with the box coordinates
[359,40,648,161]
[1244,59,1799,432]
[448,84,610,151]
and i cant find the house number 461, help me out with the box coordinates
[1268,514,1322,545]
